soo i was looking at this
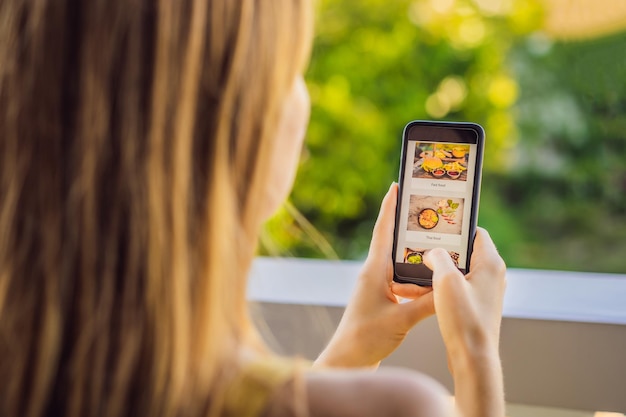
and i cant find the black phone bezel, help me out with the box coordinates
[392,120,484,286]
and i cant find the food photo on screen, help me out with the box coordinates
[407,195,464,235]
[412,142,469,181]
[402,247,461,267]
[403,248,426,264]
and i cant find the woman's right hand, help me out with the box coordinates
[424,228,506,417]
[424,228,507,362]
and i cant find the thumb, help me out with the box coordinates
[367,183,398,263]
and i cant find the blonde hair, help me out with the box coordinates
[0,1,312,416]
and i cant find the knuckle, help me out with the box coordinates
[496,257,507,276]
[494,258,507,292]
[487,255,507,278]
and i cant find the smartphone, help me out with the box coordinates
[392,120,484,286]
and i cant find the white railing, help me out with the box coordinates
[249,257,626,415]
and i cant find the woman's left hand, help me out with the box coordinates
[314,183,435,368]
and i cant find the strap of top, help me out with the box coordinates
[222,356,301,417]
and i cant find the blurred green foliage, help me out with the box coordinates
[263,0,626,274]
[493,30,626,272]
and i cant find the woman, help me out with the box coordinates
[0,1,506,416]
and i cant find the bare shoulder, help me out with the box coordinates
[264,367,455,417]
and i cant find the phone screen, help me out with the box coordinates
[393,121,484,286]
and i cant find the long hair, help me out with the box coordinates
[0,1,312,416]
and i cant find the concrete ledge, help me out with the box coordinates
[249,257,626,325]
[249,257,626,413]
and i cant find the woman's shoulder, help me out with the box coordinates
[264,366,455,417]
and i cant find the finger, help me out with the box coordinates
[367,183,398,261]
[423,248,458,275]
[423,248,466,291]
[390,282,433,299]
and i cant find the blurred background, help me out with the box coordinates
[262,0,626,274]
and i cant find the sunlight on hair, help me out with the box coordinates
[260,201,339,260]
[282,201,339,260]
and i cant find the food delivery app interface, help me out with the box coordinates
[395,137,478,272]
